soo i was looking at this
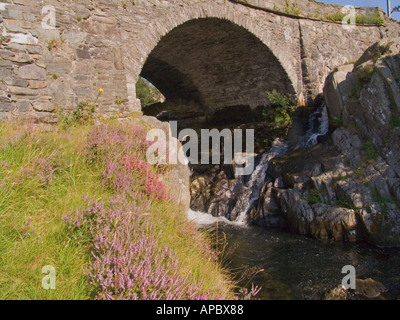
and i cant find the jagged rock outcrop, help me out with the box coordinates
[251,38,400,247]
[188,37,400,247]
[324,39,400,247]
[190,165,243,219]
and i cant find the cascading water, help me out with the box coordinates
[233,102,329,224]
[188,102,330,226]
[233,138,289,224]
[296,102,329,149]
[187,103,400,300]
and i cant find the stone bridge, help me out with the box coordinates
[1,0,400,122]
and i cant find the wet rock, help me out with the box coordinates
[359,206,400,247]
[355,278,387,299]
[276,188,314,235]
[190,176,211,213]
[229,186,252,221]
[276,188,357,241]
[252,182,286,227]
[325,278,386,300]
[310,204,357,241]
[207,171,236,218]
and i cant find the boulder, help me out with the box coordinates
[140,116,191,212]
[359,206,400,247]
[325,278,386,300]
[324,64,357,119]
[355,278,387,299]
[251,182,286,227]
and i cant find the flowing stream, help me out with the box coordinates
[188,103,400,299]
[187,217,400,300]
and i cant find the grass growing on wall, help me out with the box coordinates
[0,120,238,300]
[325,10,384,26]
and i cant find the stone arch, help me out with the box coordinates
[122,2,301,112]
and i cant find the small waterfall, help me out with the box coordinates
[234,103,329,224]
[189,101,331,226]
[296,102,329,149]
[188,209,232,227]
[233,138,289,223]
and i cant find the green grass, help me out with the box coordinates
[352,65,375,98]
[325,12,346,22]
[362,141,380,163]
[136,77,164,108]
[0,121,234,300]
[391,114,400,127]
[325,10,384,26]
[304,188,322,205]
[356,11,384,26]
[0,125,96,299]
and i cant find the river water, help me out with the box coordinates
[187,103,400,300]
[188,209,400,300]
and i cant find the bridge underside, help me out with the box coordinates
[140,18,295,113]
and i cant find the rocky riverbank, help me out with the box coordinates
[190,38,400,248]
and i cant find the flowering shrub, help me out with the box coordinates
[62,121,260,300]
[0,121,246,300]
[63,196,211,300]
[122,155,169,201]
[86,124,151,165]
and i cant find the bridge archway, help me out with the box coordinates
[137,17,296,114]
[139,17,296,114]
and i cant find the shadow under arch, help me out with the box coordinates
[138,17,296,117]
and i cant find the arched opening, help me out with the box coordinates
[137,18,295,131]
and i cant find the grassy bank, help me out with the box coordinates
[0,119,239,300]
